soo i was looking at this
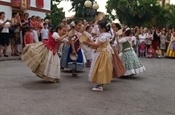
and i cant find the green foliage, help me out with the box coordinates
[45,0,65,26]
[106,0,175,28]
[164,4,175,28]
[65,0,96,21]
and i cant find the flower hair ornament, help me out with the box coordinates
[125,27,130,32]
[106,22,111,27]
[70,21,75,27]
[106,22,111,30]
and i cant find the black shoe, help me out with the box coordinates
[4,55,8,57]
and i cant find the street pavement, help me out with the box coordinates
[0,45,21,61]
[0,58,175,115]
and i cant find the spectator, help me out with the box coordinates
[155,46,163,58]
[139,41,146,57]
[0,12,11,57]
[24,26,34,46]
[10,12,21,56]
[160,30,167,56]
[147,45,155,58]
[40,23,49,41]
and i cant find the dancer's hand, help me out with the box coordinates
[82,40,89,45]
[72,50,76,54]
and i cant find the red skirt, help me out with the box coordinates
[112,47,126,78]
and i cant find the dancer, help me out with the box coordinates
[83,20,113,91]
[60,21,77,69]
[166,32,175,58]
[119,28,146,76]
[67,20,86,71]
[111,23,126,78]
[24,26,34,46]
[82,25,93,67]
[21,25,68,83]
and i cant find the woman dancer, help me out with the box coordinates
[83,20,113,91]
[21,25,68,83]
[111,23,126,78]
[119,28,146,76]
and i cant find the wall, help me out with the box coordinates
[0,5,12,19]
[30,0,51,10]
[0,0,51,19]
[0,0,11,2]
[27,0,51,18]
[27,10,46,18]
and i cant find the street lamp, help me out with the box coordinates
[84,0,92,8]
[92,3,99,10]
[84,0,99,19]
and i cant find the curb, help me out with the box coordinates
[0,56,21,61]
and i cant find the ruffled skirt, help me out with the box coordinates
[112,47,126,77]
[166,41,175,58]
[89,51,112,84]
[21,42,60,82]
[120,50,146,76]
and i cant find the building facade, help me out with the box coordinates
[0,0,51,19]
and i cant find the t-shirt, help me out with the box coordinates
[132,36,137,45]
[0,19,10,33]
[41,28,49,39]
[138,34,146,43]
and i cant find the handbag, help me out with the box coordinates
[9,25,17,33]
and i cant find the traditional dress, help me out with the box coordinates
[111,38,126,78]
[60,37,70,68]
[24,31,34,46]
[166,36,175,58]
[89,33,113,84]
[21,32,62,82]
[81,31,93,67]
[82,31,93,60]
[119,37,146,76]
[67,31,86,70]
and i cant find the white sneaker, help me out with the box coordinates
[92,86,103,91]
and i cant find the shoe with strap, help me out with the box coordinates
[92,85,103,92]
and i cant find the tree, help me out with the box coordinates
[107,0,162,27]
[65,0,96,20]
[45,0,65,26]
[164,4,175,28]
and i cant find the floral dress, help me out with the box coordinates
[119,37,146,76]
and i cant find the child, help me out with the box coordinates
[82,25,93,67]
[139,41,146,57]
[24,27,34,46]
[40,23,49,41]
[155,46,162,58]
[147,45,155,58]
[83,20,113,91]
